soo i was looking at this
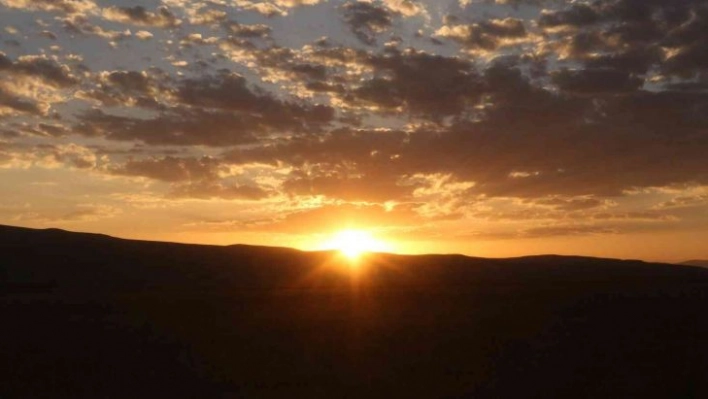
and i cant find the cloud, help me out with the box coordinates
[0,53,78,118]
[76,108,260,147]
[61,16,132,41]
[231,0,324,17]
[223,22,272,39]
[0,0,97,15]
[39,30,58,40]
[0,53,78,88]
[168,181,271,200]
[110,156,221,183]
[655,195,708,209]
[218,39,345,98]
[342,1,394,45]
[2,0,708,244]
[224,128,416,201]
[0,86,47,116]
[539,0,708,80]
[518,225,618,238]
[436,17,528,51]
[0,143,97,169]
[13,204,121,223]
[525,196,612,211]
[382,0,426,17]
[75,71,334,146]
[539,4,599,29]
[102,6,181,28]
[346,48,483,119]
[452,223,619,241]
[224,76,708,201]
[79,70,163,108]
[108,156,271,200]
[174,72,334,126]
[591,211,677,222]
[46,143,98,169]
[341,0,427,45]
[7,122,71,137]
[134,30,154,40]
[239,202,421,233]
[552,68,643,93]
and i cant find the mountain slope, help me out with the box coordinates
[2,224,708,398]
[680,259,708,268]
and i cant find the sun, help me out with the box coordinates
[321,229,391,261]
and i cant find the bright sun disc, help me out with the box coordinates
[322,229,390,260]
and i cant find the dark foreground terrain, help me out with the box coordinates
[2,224,708,398]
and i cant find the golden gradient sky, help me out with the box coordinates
[1,0,707,262]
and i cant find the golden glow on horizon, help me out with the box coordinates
[320,229,392,261]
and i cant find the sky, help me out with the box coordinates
[0,0,707,262]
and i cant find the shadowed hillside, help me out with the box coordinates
[681,260,708,268]
[2,224,708,398]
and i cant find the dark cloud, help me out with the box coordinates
[0,87,45,116]
[543,0,708,80]
[34,123,70,137]
[175,72,334,127]
[103,6,180,28]
[223,69,708,201]
[656,195,708,209]
[12,204,120,224]
[169,181,271,200]
[61,15,132,40]
[81,70,163,108]
[39,30,58,40]
[282,172,410,202]
[0,142,97,169]
[109,156,270,200]
[0,53,78,118]
[225,128,414,201]
[2,122,70,137]
[437,18,527,51]
[1,0,96,14]
[539,4,600,28]
[110,156,221,182]
[105,70,153,93]
[220,39,328,84]
[519,225,618,238]
[225,128,407,166]
[0,53,78,88]
[342,1,393,45]
[453,223,619,241]
[347,48,483,119]
[223,21,272,39]
[76,108,260,147]
[592,211,676,222]
[526,196,610,211]
[584,47,662,74]
[45,144,96,169]
[76,71,334,146]
[552,68,643,93]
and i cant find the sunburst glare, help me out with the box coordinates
[320,229,391,261]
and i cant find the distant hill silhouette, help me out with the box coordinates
[2,224,708,398]
[680,259,708,268]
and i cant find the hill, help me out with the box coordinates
[2,224,708,398]
[680,259,708,268]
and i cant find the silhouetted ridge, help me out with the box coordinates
[680,259,708,268]
[2,224,708,398]
[3,224,706,294]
